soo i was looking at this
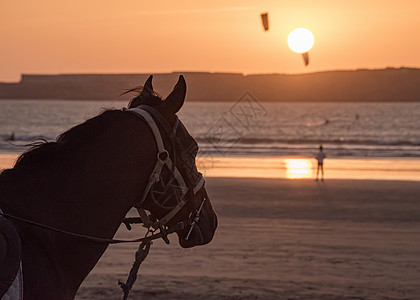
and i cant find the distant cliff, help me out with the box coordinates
[0,68,419,101]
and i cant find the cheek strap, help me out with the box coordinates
[128,107,204,229]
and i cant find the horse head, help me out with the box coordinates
[128,75,217,248]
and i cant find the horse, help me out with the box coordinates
[0,75,218,299]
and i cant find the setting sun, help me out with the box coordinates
[287,28,315,54]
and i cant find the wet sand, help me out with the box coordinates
[198,156,420,181]
[3,153,420,181]
[76,177,420,300]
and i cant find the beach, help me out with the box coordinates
[74,177,420,300]
[1,153,419,299]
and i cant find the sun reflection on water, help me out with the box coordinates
[285,159,313,179]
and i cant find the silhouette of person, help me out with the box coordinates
[315,145,326,181]
[4,132,15,141]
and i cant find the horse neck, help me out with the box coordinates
[0,111,157,298]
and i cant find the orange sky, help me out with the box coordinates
[1,0,420,82]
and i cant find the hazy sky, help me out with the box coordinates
[1,0,419,81]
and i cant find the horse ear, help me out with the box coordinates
[140,75,154,96]
[127,75,154,108]
[162,75,186,114]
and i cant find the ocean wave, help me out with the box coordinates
[0,134,54,143]
[197,141,420,158]
[197,137,420,147]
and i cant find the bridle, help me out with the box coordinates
[117,105,208,299]
[127,105,206,239]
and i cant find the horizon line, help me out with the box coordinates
[2,65,419,83]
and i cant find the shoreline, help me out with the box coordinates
[198,156,420,181]
[2,153,420,182]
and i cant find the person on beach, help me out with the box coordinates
[315,145,326,181]
[3,132,15,141]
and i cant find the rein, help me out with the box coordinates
[0,211,186,244]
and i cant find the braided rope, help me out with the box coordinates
[118,240,152,300]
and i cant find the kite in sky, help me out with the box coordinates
[260,12,269,31]
[302,52,309,66]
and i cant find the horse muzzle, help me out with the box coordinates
[177,200,218,248]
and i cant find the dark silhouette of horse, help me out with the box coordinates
[0,75,217,299]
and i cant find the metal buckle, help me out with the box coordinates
[157,150,169,161]
[158,225,170,244]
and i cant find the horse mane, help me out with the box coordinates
[12,109,122,169]
[12,88,162,170]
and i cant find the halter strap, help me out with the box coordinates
[130,108,166,153]
[137,105,175,136]
[128,107,204,229]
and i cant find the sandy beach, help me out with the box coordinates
[74,177,420,300]
[1,153,419,299]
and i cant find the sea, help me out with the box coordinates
[0,99,419,158]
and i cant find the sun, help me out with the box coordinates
[287,28,315,53]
